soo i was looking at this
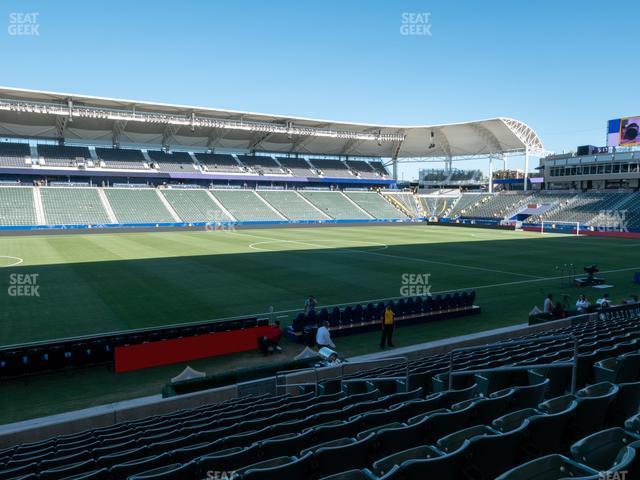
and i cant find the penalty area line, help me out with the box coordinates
[228,230,543,280]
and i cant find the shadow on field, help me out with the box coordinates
[0,233,638,346]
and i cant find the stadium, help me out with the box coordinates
[1,3,640,480]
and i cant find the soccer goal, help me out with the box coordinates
[540,221,581,235]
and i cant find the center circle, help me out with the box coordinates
[248,239,388,252]
[0,256,24,268]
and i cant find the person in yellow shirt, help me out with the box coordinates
[380,305,395,348]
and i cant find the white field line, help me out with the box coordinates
[0,256,24,267]
[228,230,544,280]
[248,264,640,319]
[248,239,389,253]
[8,256,638,348]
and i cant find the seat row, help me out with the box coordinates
[0,318,267,379]
[342,315,640,391]
[295,379,640,480]
[290,291,477,333]
[0,375,565,479]
[3,316,640,479]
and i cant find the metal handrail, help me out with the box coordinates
[340,356,410,392]
[274,355,411,396]
[275,365,319,396]
[447,333,580,393]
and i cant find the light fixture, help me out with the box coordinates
[0,98,405,144]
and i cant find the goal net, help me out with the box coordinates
[540,221,581,236]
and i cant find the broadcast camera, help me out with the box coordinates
[574,264,605,287]
[584,265,599,276]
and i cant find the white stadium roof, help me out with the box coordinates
[0,86,545,159]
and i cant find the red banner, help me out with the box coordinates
[115,326,272,373]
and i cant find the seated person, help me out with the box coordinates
[327,352,342,366]
[258,321,283,356]
[316,347,343,368]
[316,320,336,349]
[552,302,565,320]
[576,294,590,313]
[596,293,611,308]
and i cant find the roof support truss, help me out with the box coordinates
[206,127,228,149]
[248,131,275,151]
[161,124,181,149]
[55,116,68,140]
[500,118,547,157]
[432,128,452,158]
[112,120,128,147]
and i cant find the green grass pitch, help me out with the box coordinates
[1,225,639,423]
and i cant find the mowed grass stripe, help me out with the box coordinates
[227,230,543,279]
[1,225,639,346]
[0,226,640,424]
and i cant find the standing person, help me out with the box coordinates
[316,321,335,349]
[543,294,554,315]
[304,295,317,316]
[380,305,395,348]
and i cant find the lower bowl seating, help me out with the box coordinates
[3,315,640,479]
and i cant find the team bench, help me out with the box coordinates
[285,291,480,342]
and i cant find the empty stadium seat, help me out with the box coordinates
[240,453,313,480]
[105,189,175,223]
[378,446,465,480]
[608,381,640,427]
[570,427,639,474]
[210,190,283,222]
[300,191,370,220]
[128,462,196,479]
[161,189,232,223]
[41,187,111,225]
[594,351,640,383]
[343,191,406,220]
[494,454,599,479]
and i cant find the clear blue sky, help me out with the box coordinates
[1,0,636,180]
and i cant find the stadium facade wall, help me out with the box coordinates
[0,218,416,232]
[0,166,395,186]
[440,218,640,236]
[522,224,640,238]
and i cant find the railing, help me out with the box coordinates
[340,356,410,392]
[447,333,580,393]
[274,355,410,396]
[275,365,320,396]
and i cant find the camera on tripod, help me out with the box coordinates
[575,264,605,287]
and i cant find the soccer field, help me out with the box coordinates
[2,224,640,347]
[2,224,640,424]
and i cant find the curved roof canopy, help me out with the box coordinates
[0,87,545,158]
